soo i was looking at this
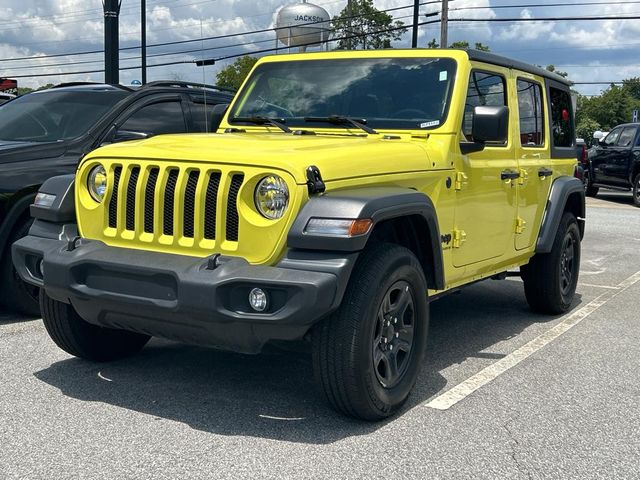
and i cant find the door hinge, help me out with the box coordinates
[455,172,468,191]
[515,217,526,234]
[517,168,528,186]
[452,229,467,248]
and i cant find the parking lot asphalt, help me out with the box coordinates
[1,190,639,480]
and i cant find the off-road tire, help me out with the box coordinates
[40,290,150,361]
[312,242,429,421]
[584,171,599,197]
[632,173,640,207]
[0,218,40,316]
[521,212,581,314]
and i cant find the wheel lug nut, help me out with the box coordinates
[395,332,399,338]
[389,345,393,351]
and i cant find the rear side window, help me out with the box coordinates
[463,71,507,143]
[190,98,220,133]
[517,79,544,147]
[120,101,187,135]
[617,127,637,147]
[549,87,574,147]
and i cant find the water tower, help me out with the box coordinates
[275,1,330,52]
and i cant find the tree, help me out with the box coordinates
[545,65,568,78]
[576,116,600,143]
[622,77,640,101]
[215,56,258,90]
[427,39,490,51]
[332,0,407,50]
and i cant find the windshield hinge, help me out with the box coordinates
[452,229,467,248]
[515,217,526,234]
[454,172,468,191]
[306,165,326,195]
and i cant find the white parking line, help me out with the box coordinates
[425,270,640,411]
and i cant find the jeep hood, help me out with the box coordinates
[90,132,433,184]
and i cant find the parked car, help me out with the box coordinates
[0,92,15,105]
[13,50,584,419]
[585,123,640,206]
[0,81,234,314]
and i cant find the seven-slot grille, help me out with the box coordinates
[107,164,244,243]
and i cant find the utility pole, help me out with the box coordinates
[103,0,121,85]
[141,0,147,84]
[347,0,352,50]
[411,0,419,48]
[440,0,448,48]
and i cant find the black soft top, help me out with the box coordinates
[463,49,572,87]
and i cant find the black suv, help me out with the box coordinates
[585,122,640,206]
[0,81,234,314]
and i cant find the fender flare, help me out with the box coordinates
[29,174,76,223]
[536,176,585,254]
[287,187,445,290]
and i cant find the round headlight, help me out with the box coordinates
[254,175,289,219]
[87,165,108,202]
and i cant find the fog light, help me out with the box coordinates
[36,258,44,278]
[249,288,268,312]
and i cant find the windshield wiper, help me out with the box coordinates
[304,115,378,135]
[233,116,291,133]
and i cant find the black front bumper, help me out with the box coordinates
[13,223,356,353]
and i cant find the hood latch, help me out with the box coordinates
[306,165,326,195]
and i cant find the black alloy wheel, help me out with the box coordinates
[633,174,640,207]
[559,233,576,297]
[372,281,416,389]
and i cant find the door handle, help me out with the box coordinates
[538,167,553,178]
[501,170,520,180]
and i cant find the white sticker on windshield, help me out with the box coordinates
[439,71,448,81]
[420,120,440,129]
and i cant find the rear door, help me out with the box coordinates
[514,76,552,251]
[609,126,637,185]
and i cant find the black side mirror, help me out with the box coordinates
[460,105,509,154]
[113,129,149,143]
[472,105,509,144]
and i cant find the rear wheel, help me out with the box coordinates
[0,217,40,316]
[632,173,640,207]
[312,243,429,420]
[584,171,599,197]
[522,212,581,314]
[40,290,150,361]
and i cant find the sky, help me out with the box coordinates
[0,0,639,96]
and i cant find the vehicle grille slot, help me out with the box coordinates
[144,167,159,234]
[204,172,221,240]
[125,167,140,231]
[108,166,122,229]
[183,170,200,238]
[226,174,244,242]
[163,169,179,236]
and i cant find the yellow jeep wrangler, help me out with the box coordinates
[13,49,585,420]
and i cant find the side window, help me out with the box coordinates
[602,127,622,146]
[549,87,574,147]
[463,71,507,144]
[517,79,544,147]
[119,101,187,135]
[190,98,220,133]
[617,127,637,147]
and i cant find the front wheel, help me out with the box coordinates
[584,171,599,197]
[632,173,640,207]
[40,291,150,362]
[521,212,581,314]
[312,243,429,420]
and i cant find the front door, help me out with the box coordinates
[453,68,517,267]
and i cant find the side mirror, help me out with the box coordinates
[472,105,509,144]
[460,105,509,154]
[113,129,149,143]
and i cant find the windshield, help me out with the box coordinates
[0,90,129,142]
[230,57,457,131]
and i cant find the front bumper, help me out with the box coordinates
[13,223,355,353]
